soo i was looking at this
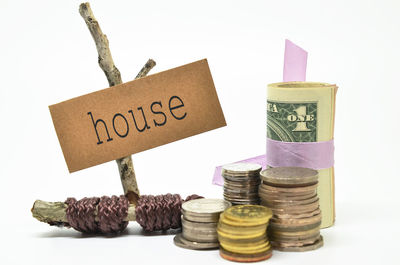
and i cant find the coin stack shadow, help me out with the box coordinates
[259,167,324,252]
[222,163,262,205]
[174,198,231,250]
[217,205,273,262]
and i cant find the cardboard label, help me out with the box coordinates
[49,59,226,173]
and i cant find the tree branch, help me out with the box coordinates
[31,200,136,227]
[79,2,156,205]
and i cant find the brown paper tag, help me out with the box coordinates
[49,59,226,173]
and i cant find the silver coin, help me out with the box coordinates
[182,213,220,223]
[181,217,218,229]
[222,163,262,175]
[173,233,219,250]
[222,173,261,182]
[223,190,259,196]
[182,198,231,215]
[183,229,218,243]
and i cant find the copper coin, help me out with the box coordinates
[270,221,321,232]
[272,235,324,252]
[271,234,320,247]
[259,192,317,201]
[269,226,320,237]
[267,200,320,213]
[259,187,317,197]
[260,167,318,186]
[263,181,318,188]
[272,208,321,219]
[269,228,320,239]
[262,195,319,207]
[270,212,321,225]
[260,183,318,193]
[219,246,273,262]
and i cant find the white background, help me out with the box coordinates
[0,0,399,264]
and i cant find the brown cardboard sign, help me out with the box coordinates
[49,59,226,173]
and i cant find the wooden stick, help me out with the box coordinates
[31,200,136,226]
[79,2,156,205]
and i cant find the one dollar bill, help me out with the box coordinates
[267,82,337,228]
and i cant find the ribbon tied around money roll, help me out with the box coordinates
[266,139,334,170]
[213,40,338,228]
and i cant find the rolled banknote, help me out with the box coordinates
[267,81,337,228]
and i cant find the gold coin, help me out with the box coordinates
[218,217,267,233]
[219,236,268,247]
[217,232,267,245]
[217,227,266,240]
[219,246,273,262]
[223,205,272,225]
[220,240,271,254]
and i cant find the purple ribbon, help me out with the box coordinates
[266,138,334,170]
[283,39,308,82]
[212,39,312,186]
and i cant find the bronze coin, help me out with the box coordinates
[259,190,317,200]
[270,212,321,224]
[271,234,320,247]
[272,235,324,252]
[269,226,320,237]
[260,183,318,193]
[263,180,318,188]
[219,246,273,262]
[267,200,320,213]
[259,187,317,197]
[262,195,319,207]
[272,208,321,219]
[260,167,318,186]
[270,221,321,232]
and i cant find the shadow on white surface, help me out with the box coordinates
[34,225,182,238]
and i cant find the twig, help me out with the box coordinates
[79,2,156,205]
[31,200,136,226]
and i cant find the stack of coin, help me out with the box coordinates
[222,163,262,205]
[259,167,323,252]
[217,205,273,262]
[174,198,231,250]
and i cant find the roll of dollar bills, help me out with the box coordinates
[267,82,337,228]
